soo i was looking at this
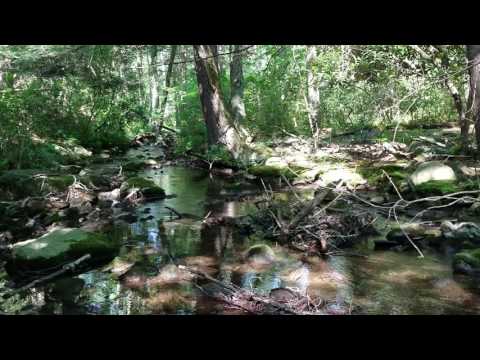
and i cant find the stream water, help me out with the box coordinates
[3,146,480,315]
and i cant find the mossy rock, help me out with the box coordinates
[46,175,75,192]
[245,244,276,265]
[441,221,480,245]
[414,180,460,196]
[386,223,442,245]
[247,165,297,180]
[126,177,156,188]
[7,228,120,274]
[453,248,480,274]
[0,171,75,199]
[122,177,166,199]
[122,161,145,172]
[358,162,409,187]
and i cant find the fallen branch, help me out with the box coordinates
[179,265,306,315]
[1,254,91,299]
[165,206,182,219]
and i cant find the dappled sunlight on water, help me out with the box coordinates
[6,166,480,315]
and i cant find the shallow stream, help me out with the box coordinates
[3,148,480,315]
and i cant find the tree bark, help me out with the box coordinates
[230,45,246,124]
[193,45,244,157]
[157,45,177,130]
[466,45,480,149]
[306,45,321,148]
[149,45,160,116]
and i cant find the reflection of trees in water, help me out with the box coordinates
[240,271,282,295]
[200,225,235,259]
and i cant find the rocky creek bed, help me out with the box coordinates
[1,131,480,315]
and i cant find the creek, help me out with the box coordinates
[2,145,480,315]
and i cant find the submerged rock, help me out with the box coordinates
[6,227,119,273]
[245,244,276,266]
[270,288,297,303]
[409,161,456,187]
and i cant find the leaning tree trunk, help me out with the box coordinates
[193,45,244,158]
[306,45,321,149]
[466,45,480,150]
[157,45,177,131]
[230,45,246,124]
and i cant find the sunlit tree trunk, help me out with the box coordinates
[157,45,177,130]
[466,45,480,149]
[306,45,321,148]
[230,45,246,124]
[193,45,244,157]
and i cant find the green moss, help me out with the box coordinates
[248,165,297,180]
[357,162,409,188]
[124,177,166,199]
[414,180,460,196]
[8,228,119,272]
[123,161,145,172]
[453,248,480,269]
[126,177,157,188]
[47,175,75,191]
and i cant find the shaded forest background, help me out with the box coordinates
[0,45,479,170]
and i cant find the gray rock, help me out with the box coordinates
[441,221,480,245]
[409,161,456,186]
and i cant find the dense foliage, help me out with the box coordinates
[0,45,476,170]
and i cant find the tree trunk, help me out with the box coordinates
[193,45,244,157]
[411,46,467,150]
[149,45,160,116]
[157,45,177,130]
[306,45,321,148]
[230,45,246,124]
[466,45,480,149]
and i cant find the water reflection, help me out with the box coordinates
[5,166,480,315]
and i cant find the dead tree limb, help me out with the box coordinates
[1,254,91,299]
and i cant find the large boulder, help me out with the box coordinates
[6,227,119,273]
[409,161,456,187]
